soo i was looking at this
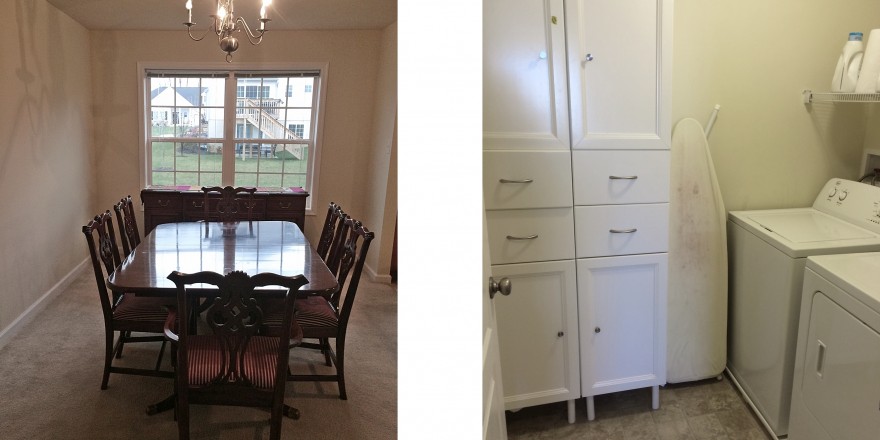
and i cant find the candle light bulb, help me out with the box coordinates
[185,0,192,22]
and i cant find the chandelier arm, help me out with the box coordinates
[186,24,215,42]
[235,16,269,45]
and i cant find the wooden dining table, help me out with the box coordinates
[107,220,338,415]
[108,220,338,298]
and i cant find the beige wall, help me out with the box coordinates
[89,26,397,278]
[0,0,94,336]
[358,22,398,281]
[673,0,880,211]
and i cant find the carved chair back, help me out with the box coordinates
[113,195,141,257]
[201,186,257,222]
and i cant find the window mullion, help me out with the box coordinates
[222,72,237,186]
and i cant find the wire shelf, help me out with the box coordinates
[803,89,880,104]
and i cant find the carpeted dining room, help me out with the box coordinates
[0,269,397,439]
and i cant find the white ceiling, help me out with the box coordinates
[47,0,397,31]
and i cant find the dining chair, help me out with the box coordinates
[112,195,141,257]
[315,202,341,260]
[287,217,374,400]
[82,211,174,390]
[323,208,352,277]
[201,186,257,222]
[165,270,308,440]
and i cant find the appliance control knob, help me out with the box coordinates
[839,190,849,201]
[828,188,838,197]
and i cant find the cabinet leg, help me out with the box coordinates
[585,396,595,421]
[651,385,660,410]
[567,399,575,424]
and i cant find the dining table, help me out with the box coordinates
[107,220,338,415]
[108,220,338,298]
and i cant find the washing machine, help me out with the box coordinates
[727,178,880,438]
[788,252,880,440]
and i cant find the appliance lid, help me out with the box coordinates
[749,211,877,243]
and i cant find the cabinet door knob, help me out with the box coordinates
[488,277,512,300]
[609,228,637,234]
[557,331,564,337]
[585,53,594,62]
[594,327,601,333]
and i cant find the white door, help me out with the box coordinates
[483,207,508,440]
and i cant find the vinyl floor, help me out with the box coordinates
[506,374,773,440]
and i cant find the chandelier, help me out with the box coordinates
[184,0,272,62]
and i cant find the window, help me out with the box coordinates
[304,84,313,93]
[288,124,305,138]
[144,68,323,205]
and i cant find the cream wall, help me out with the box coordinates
[89,27,397,279]
[673,0,880,211]
[0,0,94,340]
[357,22,398,281]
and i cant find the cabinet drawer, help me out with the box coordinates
[575,204,668,257]
[484,151,573,210]
[487,208,575,264]
[266,196,306,213]
[141,192,181,211]
[572,150,669,205]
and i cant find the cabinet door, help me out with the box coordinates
[483,0,569,150]
[492,260,580,409]
[566,0,671,150]
[578,254,667,396]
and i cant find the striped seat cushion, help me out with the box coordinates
[112,294,173,324]
[186,335,280,390]
[295,296,338,329]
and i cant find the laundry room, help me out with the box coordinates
[480,0,880,439]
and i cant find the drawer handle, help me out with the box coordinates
[192,201,204,208]
[499,179,534,184]
[278,202,292,209]
[609,228,637,234]
[158,199,170,207]
[506,234,538,240]
[609,175,638,180]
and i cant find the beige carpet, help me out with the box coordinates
[0,269,397,439]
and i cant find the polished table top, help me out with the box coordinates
[108,221,337,296]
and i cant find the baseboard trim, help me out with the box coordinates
[0,258,89,352]
[365,263,393,284]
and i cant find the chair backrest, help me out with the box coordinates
[201,186,257,222]
[315,202,342,260]
[82,211,123,321]
[112,195,141,257]
[330,219,374,332]
[324,209,352,277]
[167,270,308,390]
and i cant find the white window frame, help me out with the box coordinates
[137,62,328,215]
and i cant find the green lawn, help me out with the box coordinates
[151,142,308,188]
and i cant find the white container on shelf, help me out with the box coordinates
[856,29,880,93]
[831,32,864,92]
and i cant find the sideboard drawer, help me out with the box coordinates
[142,192,182,211]
[572,150,669,205]
[484,150,573,210]
[487,208,575,264]
[574,204,668,258]
[266,195,306,213]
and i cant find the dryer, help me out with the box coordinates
[727,178,880,438]
[788,252,880,440]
